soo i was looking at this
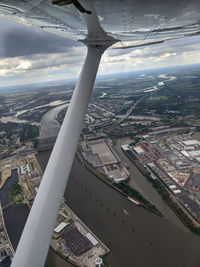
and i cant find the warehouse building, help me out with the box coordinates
[54,222,67,234]
[20,164,30,175]
[82,139,128,183]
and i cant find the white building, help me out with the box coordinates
[181,140,200,147]
[54,222,67,234]
[20,164,30,175]
[134,146,144,154]
[85,233,99,246]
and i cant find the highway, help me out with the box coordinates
[117,95,146,124]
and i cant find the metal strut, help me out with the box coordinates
[11,1,117,266]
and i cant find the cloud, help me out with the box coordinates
[0,18,82,58]
[0,16,200,87]
[103,35,200,70]
[153,52,177,62]
[0,46,86,77]
[16,61,32,70]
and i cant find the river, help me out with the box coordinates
[39,103,68,138]
[0,100,67,125]
[114,137,188,230]
[142,74,177,93]
[36,150,200,267]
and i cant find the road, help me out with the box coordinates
[117,95,146,124]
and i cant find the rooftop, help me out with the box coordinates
[181,140,200,146]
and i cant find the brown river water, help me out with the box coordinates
[35,148,200,267]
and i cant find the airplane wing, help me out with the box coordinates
[0,1,199,267]
[0,0,199,46]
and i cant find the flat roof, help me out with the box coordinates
[196,157,200,162]
[181,151,190,157]
[169,185,176,189]
[188,150,200,157]
[54,222,67,234]
[121,144,129,151]
[85,233,99,246]
[182,140,200,146]
[89,140,118,165]
[173,189,181,194]
[134,146,144,154]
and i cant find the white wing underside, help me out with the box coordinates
[0,0,199,48]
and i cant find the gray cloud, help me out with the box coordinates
[23,48,86,71]
[108,35,200,59]
[0,16,200,87]
[0,18,83,58]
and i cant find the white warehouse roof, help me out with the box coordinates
[188,150,200,157]
[181,151,190,157]
[134,146,144,154]
[54,222,67,234]
[169,185,176,189]
[85,233,99,246]
[121,144,129,151]
[173,189,181,194]
[196,157,200,163]
[182,140,200,146]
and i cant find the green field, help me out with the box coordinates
[147,96,169,102]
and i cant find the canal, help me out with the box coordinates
[3,205,29,250]
[0,168,30,250]
[35,150,200,267]
[0,169,18,207]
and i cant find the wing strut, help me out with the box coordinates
[11,44,106,267]
[11,1,117,265]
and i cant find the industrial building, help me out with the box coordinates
[85,233,99,247]
[188,150,200,157]
[83,139,120,167]
[20,164,30,175]
[181,140,200,147]
[82,139,129,183]
[54,222,68,234]
[133,146,144,154]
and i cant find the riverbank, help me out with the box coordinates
[0,169,11,189]
[36,150,200,267]
[0,201,14,262]
[77,148,162,217]
[49,200,109,267]
[0,169,19,207]
[114,137,192,229]
[120,143,200,235]
[145,167,200,234]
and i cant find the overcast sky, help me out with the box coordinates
[0,16,200,88]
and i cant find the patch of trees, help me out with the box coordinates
[129,137,140,146]
[33,139,39,148]
[20,124,39,142]
[57,108,67,125]
[100,256,110,267]
[10,183,22,195]
[145,173,200,235]
[114,181,162,216]
[9,183,23,203]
